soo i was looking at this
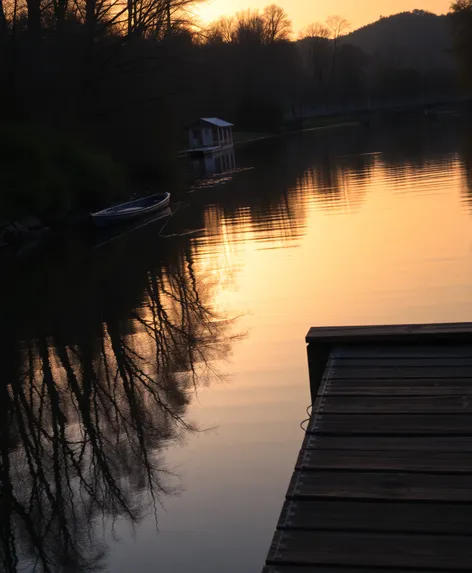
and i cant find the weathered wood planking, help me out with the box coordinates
[267,530,472,569]
[295,448,472,472]
[325,378,472,396]
[314,395,472,413]
[302,434,472,451]
[329,366,472,379]
[262,568,444,573]
[334,344,472,359]
[306,322,472,344]
[308,413,472,435]
[278,499,472,534]
[262,323,472,572]
[286,469,472,501]
[332,357,472,367]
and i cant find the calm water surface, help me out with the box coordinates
[2,120,472,573]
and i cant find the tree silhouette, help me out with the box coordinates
[326,15,351,93]
[298,22,331,40]
[205,4,292,46]
[450,0,472,93]
[262,4,292,43]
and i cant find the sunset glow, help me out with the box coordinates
[196,0,451,32]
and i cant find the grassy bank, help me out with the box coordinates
[0,125,126,223]
[233,117,362,146]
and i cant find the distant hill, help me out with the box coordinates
[344,10,455,71]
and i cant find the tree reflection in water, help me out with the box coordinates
[461,124,472,208]
[0,245,240,573]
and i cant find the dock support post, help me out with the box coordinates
[306,342,330,403]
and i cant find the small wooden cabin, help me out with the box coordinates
[187,118,234,151]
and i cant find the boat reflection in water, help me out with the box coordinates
[0,233,242,573]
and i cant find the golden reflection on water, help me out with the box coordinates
[193,155,472,332]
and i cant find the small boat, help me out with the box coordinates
[91,193,171,227]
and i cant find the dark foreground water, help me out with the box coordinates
[1,118,472,573]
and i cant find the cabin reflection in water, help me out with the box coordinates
[192,148,236,179]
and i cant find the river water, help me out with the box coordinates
[1,118,472,573]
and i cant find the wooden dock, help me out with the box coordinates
[262,322,472,573]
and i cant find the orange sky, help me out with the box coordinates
[197,0,452,33]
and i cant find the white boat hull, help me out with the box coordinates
[91,193,170,228]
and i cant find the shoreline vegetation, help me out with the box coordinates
[0,125,126,221]
[233,119,362,146]
[0,116,361,253]
[0,0,471,250]
[0,124,127,251]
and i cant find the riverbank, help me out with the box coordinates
[0,124,130,252]
[1,125,126,221]
[1,117,362,255]
[233,120,361,146]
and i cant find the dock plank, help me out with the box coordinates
[295,449,472,473]
[334,345,472,359]
[278,499,472,534]
[326,378,472,396]
[306,322,472,344]
[302,434,472,451]
[263,568,446,573]
[308,413,472,435]
[329,366,472,379]
[333,358,472,368]
[286,470,472,501]
[315,396,472,414]
[267,530,472,569]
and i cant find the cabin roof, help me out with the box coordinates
[197,117,233,128]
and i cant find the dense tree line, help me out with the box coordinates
[0,0,201,181]
[198,7,459,127]
[450,0,472,91]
